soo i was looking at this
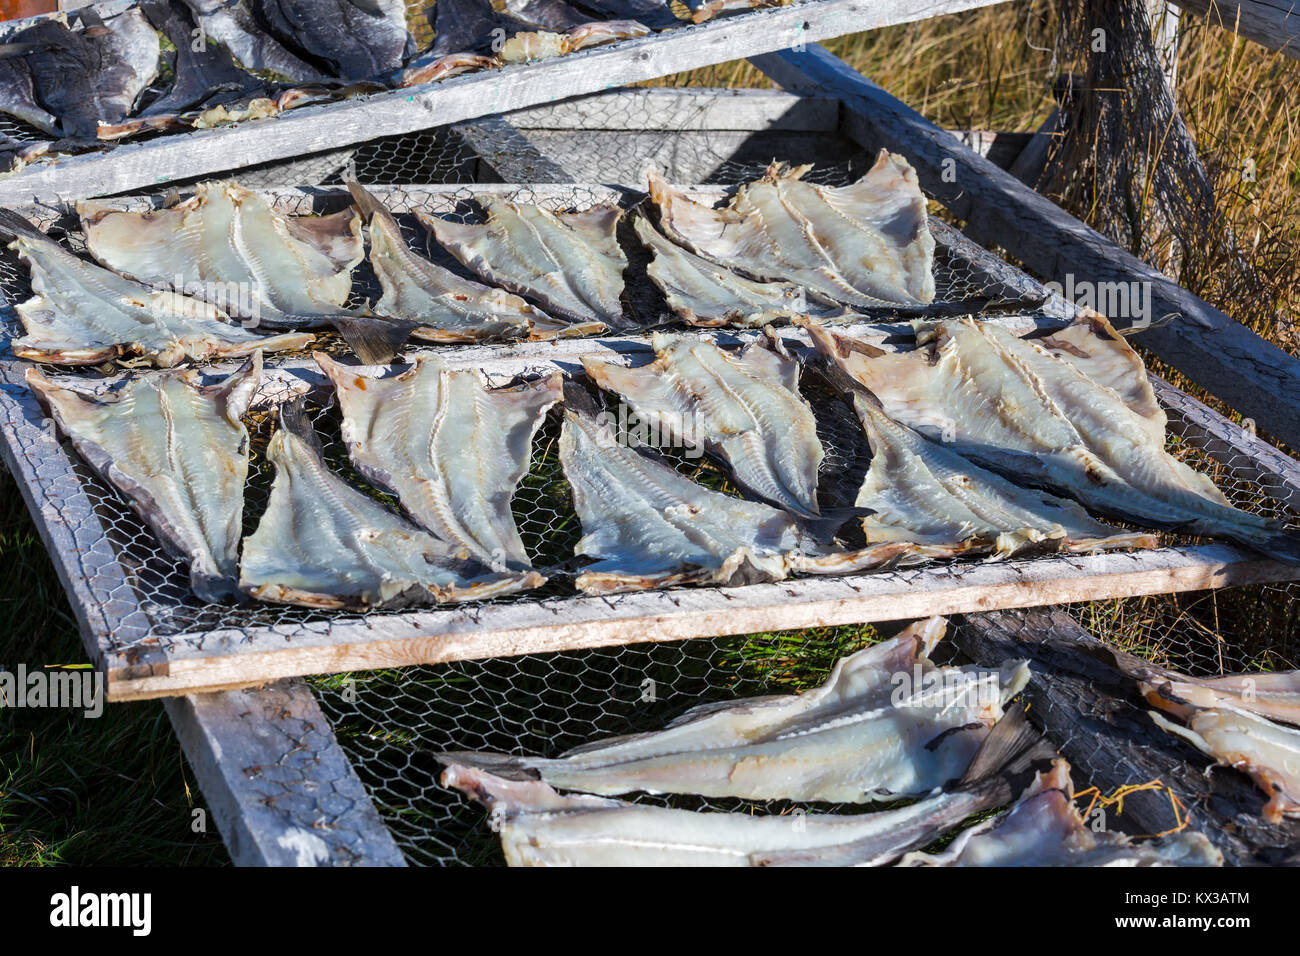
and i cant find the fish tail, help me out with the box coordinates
[276,397,328,459]
[434,750,540,782]
[955,706,1054,793]
[344,179,392,226]
[0,208,53,245]
[330,314,418,365]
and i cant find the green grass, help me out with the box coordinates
[0,466,228,867]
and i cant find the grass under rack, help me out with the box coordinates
[3,1,1300,865]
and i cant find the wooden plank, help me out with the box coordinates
[163,679,407,866]
[750,45,1300,452]
[505,87,841,132]
[1176,0,1300,61]
[106,545,1300,700]
[953,607,1300,866]
[0,0,1010,205]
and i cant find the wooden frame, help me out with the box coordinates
[0,0,1010,205]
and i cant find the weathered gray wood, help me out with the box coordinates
[106,544,1299,700]
[163,679,406,866]
[946,129,1033,168]
[1176,0,1300,60]
[953,607,1300,866]
[751,45,1300,452]
[0,0,1010,205]
[450,117,575,184]
[505,87,840,132]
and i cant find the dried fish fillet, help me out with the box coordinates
[1145,693,1300,824]
[1133,665,1300,727]
[27,355,262,603]
[347,182,566,342]
[443,617,1032,803]
[558,391,815,592]
[582,332,823,516]
[901,758,1222,866]
[634,216,852,327]
[180,0,329,83]
[0,212,313,368]
[648,151,935,308]
[845,380,1157,560]
[239,401,544,609]
[79,182,364,329]
[316,352,559,572]
[443,707,1049,867]
[420,197,624,331]
[249,0,415,81]
[809,316,1300,562]
[671,0,789,23]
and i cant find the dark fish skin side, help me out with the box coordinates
[250,0,415,80]
[141,0,264,115]
[0,49,59,134]
[432,0,601,55]
[569,0,679,28]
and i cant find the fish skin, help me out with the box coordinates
[316,352,559,572]
[581,330,824,517]
[0,50,59,134]
[238,399,545,609]
[442,706,1049,867]
[347,180,567,342]
[1146,697,1300,824]
[140,0,263,117]
[442,617,1034,803]
[0,211,313,368]
[78,182,364,329]
[179,0,329,83]
[648,150,936,308]
[558,390,815,593]
[809,315,1300,563]
[26,354,262,603]
[569,0,680,29]
[901,758,1223,866]
[249,0,414,80]
[11,9,160,139]
[419,196,624,330]
[671,0,790,22]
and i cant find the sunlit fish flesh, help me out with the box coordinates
[420,197,625,331]
[633,216,852,327]
[581,331,824,516]
[442,707,1050,866]
[79,182,364,329]
[443,617,1032,802]
[901,758,1223,866]
[1130,663,1300,727]
[347,181,566,342]
[26,354,263,603]
[1145,690,1300,824]
[316,352,559,572]
[809,315,1300,562]
[648,151,935,308]
[0,210,313,367]
[238,400,545,609]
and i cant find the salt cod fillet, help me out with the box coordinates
[347,181,567,342]
[1144,692,1300,824]
[582,331,823,517]
[26,355,262,603]
[848,386,1157,560]
[79,182,364,329]
[179,0,329,83]
[442,707,1050,867]
[633,216,853,327]
[249,0,415,80]
[239,401,544,609]
[808,315,1300,562]
[419,197,625,331]
[442,617,1032,803]
[648,150,935,308]
[901,758,1223,866]
[0,47,59,134]
[1131,663,1300,727]
[0,212,313,367]
[559,388,819,592]
[140,0,263,117]
[316,352,559,572]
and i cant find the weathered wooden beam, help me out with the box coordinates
[953,607,1300,866]
[750,45,1300,452]
[163,679,406,866]
[0,0,1012,205]
[1176,0,1300,61]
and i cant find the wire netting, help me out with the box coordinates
[0,94,1298,866]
